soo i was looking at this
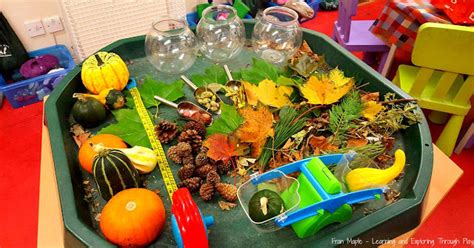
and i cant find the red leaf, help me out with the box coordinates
[203,134,248,162]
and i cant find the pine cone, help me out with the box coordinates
[199,183,215,201]
[182,155,195,165]
[206,170,221,185]
[155,120,178,144]
[177,177,201,193]
[216,160,233,175]
[178,164,195,181]
[194,164,215,178]
[178,129,202,153]
[216,183,238,202]
[167,142,193,165]
[183,121,206,137]
[195,151,209,168]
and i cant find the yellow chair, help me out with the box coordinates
[393,23,474,156]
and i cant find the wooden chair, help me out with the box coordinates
[454,122,474,154]
[333,0,390,73]
[393,23,474,156]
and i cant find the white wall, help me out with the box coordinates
[0,0,225,56]
[0,0,73,53]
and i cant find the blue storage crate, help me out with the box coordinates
[0,45,75,108]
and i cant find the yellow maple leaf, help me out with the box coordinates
[243,81,259,106]
[243,79,293,108]
[299,68,354,105]
[363,100,384,121]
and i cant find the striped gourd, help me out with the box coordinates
[92,149,141,201]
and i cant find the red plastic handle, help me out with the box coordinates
[172,188,208,248]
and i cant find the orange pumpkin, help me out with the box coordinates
[78,134,127,173]
[100,188,166,247]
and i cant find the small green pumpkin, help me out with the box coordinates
[92,147,141,201]
[105,89,125,110]
[248,189,285,222]
[72,97,106,128]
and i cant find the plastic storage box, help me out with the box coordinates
[0,45,74,108]
[45,20,433,247]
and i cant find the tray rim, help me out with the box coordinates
[45,19,433,247]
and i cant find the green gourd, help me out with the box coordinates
[72,96,106,128]
[248,189,285,222]
[104,89,125,110]
[92,148,141,201]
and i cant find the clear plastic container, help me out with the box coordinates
[252,6,302,65]
[145,17,197,74]
[237,170,300,232]
[196,5,246,62]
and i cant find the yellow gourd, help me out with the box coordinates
[94,144,157,174]
[115,146,158,174]
[345,149,406,192]
[81,52,129,94]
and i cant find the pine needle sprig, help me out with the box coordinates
[259,107,307,171]
[329,91,364,144]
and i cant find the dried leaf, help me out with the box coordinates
[237,157,257,167]
[235,106,274,143]
[308,135,339,155]
[243,79,293,108]
[362,100,384,121]
[361,92,380,102]
[70,124,91,147]
[346,138,368,148]
[203,134,249,162]
[299,68,354,105]
[218,201,237,211]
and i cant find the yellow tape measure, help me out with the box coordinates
[127,78,178,200]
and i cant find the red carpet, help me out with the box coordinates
[0,1,472,247]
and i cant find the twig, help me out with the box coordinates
[291,105,323,124]
[380,98,417,105]
[356,82,370,90]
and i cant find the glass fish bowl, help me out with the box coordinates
[196,5,246,62]
[145,17,197,74]
[252,6,302,64]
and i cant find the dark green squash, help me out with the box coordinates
[248,189,285,222]
[72,97,106,128]
[105,89,125,110]
[92,148,141,201]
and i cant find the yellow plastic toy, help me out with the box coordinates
[393,23,474,156]
[345,149,406,192]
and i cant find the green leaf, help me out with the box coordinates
[240,58,280,83]
[190,64,228,87]
[276,75,298,86]
[206,104,244,135]
[125,76,184,108]
[98,108,151,148]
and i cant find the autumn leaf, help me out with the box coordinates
[203,134,249,162]
[299,68,354,105]
[362,100,384,121]
[346,138,368,148]
[243,79,293,108]
[308,135,339,155]
[235,106,274,142]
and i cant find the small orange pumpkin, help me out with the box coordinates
[78,134,127,173]
[100,188,166,247]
